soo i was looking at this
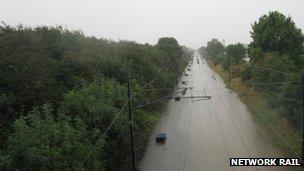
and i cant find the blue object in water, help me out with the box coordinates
[155,132,166,143]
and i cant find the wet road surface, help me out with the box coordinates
[139,52,291,171]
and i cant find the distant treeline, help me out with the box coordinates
[0,24,191,170]
[199,11,304,127]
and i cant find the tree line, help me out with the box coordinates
[0,24,190,170]
[199,11,304,128]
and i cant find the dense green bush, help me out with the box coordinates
[240,64,253,82]
[4,104,103,170]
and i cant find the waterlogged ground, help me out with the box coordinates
[139,52,294,171]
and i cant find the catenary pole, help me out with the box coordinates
[301,73,304,163]
[127,69,136,171]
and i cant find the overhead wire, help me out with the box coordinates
[140,61,176,90]
[245,81,299,86]
[134,89,185,110]
[82,98,130,164]
[193,54,302,159]
[253,87,301,103]
[252,101,302,159]
[229,56,301,102]
[82,59,181,164]
[228,56,302,158]
[229,56,300,77]
[251,65,300,77]
[135,87,194,92]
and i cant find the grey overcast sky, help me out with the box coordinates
[1,0,303,48]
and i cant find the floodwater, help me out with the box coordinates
[139,52,294,171]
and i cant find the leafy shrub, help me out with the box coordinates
[6,104,104,170]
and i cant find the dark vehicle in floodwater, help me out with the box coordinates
[174,97,181,101]
[155,133,166,143]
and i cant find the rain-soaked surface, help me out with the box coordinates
[139,52,294,171]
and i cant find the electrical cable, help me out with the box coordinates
[252,101,302,160]
[82,60,181,164]
[134,89,185,110]
[254,87,301,103]
[245,81,299,86]
[229,56,300,77]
